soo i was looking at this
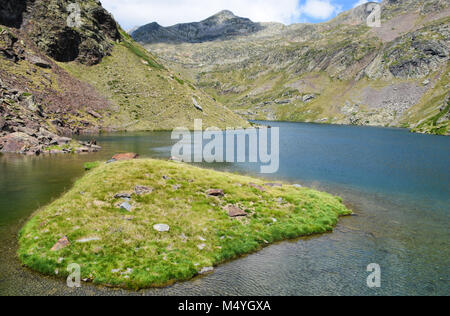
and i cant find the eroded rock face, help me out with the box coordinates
[0,0,27,28]
[12,0,121,65]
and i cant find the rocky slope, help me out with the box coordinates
[135,0,450,135]
[0,0,248,154]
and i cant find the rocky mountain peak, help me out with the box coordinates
[132,10,262,44]
[207,10,238,23]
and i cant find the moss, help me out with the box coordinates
[18,159,351,289]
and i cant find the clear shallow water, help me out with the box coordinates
[0,122,449,296]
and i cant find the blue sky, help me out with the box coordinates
[101,0,380,29]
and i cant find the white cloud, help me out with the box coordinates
[101,0,303,29]
[353,0,380,8]
[299,0,341,20]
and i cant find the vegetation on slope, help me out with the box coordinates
[60,34,249,131]
[18,159,351,289]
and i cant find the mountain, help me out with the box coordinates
[133,0,450,135]
[0,0,248,154]
[131,10,263,43]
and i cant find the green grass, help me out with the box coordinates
[84,161,100,171]
[18,159,351,289]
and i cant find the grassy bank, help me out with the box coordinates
[18,159,351,289]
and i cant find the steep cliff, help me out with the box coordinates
[0,0,248,154]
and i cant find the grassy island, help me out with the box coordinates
[18,159,351,289]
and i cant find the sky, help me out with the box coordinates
[101,0,381,30]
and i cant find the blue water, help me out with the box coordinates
[0,122,449,295]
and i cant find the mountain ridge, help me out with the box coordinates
[134,0,450,135]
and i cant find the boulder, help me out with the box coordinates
[206,189,225,197]
[115,193,132,199]
[56,137,72,145]
[50,236,71,251]
[193,98,203,112]
[112,153,139,161]
[153,224,170,232]
[226,205,247,217]
[0,132,39,153]
[87,110,102,119]
[26,54,52,69]
[119,201,133,212]
[134,186,153,196]
[199,267,214,275]
[303,94,315,102]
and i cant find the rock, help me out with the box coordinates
[197,243,206,250]
[206,189,225,197]
[26,54,51,69]
[422,79,430,86]
[169,156,182,162]
[87,110,102,119]
[106,159,117,164]
[112,153,139,161]
[303,94,315,102]
[75,147,90,153]
[56,137,72,145]
[249,183,266,192]
[0,117,5,130]
[180,232,188,242]
[134,186,153,195]
[153,224,170,232]
[115,193,131,200]
[50,236,70,251]
[162,175,171,180]
[0,132,39,153]
[199,267,214,275]
[226,205,247,217]
[119,201,133,212]
[76,237,101,243]
[193,98,203,112]
[265,183,282,188]
[172,185,181,190]
[293,184,303,188]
